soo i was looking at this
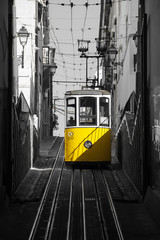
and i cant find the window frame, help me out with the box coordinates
[66,97,77,127]
[99,96,110,127]
[79,96,97,126]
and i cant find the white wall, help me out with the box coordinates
[15,0,36,107]
[109,0,138,128]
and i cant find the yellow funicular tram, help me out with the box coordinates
[64,89,111,163]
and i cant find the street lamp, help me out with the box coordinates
[78,39,90,56]
[50,62,57,76]
[107,44,123,66]
[18,26,29,68]
[107,44,118,64]
[96,38,107,55]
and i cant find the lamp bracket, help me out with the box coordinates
[114,62,123,67]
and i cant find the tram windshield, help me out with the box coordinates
[66,98,76,126]
[79,97,97,125]
[100,97,109,126]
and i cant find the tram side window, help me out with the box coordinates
[66,98,76,126]
[79,97,97,125]
[100,97,109,126]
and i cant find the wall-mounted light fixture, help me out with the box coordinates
[18,26,29,68]
[107,44,123,66]
[107,44,118,64]
[133,32,140,48]
[96,38,107,55]
[50,62,57,76]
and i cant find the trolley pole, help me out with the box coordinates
[78,39,106,89]
[86,57,88,86]
[80,54,102,88]
[97,56,99,84]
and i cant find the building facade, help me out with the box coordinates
[140,0,160,224]
[0,0,13,210]
[0,0,56,210]
[99,0,160,224]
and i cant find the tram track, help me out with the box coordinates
[102,170,124,240]
[68,169,83,240]
[28,138,124,240]
[44,159,66,240]
[82,172,86,240]
[28,139,64,240]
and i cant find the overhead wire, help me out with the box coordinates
[54,58,97,79]
[55,61,97,71]
[51,27,95,31]
[81,0,89,40]
[49,2,100,7]
[50,0,100,88]
[53,80,86,84]
[49,17,99,20]
[50,24,68,81]
[54,107,65,116]
[54,58,86,66]
[56,52,79,57]
[69,0,76,83]
[55,72,85,81]
[69,0,75,52]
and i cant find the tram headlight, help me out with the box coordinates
[84,140,92,149]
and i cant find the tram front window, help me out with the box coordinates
[79,97,97,125]
[66,98,76,126]
[100,97,109,126]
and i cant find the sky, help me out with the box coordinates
[49,0,101,136]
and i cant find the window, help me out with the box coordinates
[66,98,76,126]
[100,97,109,126]
[79,97,97,126]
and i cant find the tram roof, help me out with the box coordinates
[65,89,110,96]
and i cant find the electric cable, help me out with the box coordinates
[49,0,101,89]
[81,0,89,40]
[49,2,100,7]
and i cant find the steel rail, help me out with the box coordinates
[92,170,109,240]
[81,172,87,240]
[28,139,64,240]
[66,171,74,240]
[102,170,124,240]
[45,157,65,240]
[49,136,58,150]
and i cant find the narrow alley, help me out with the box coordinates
[1,1,160,240]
